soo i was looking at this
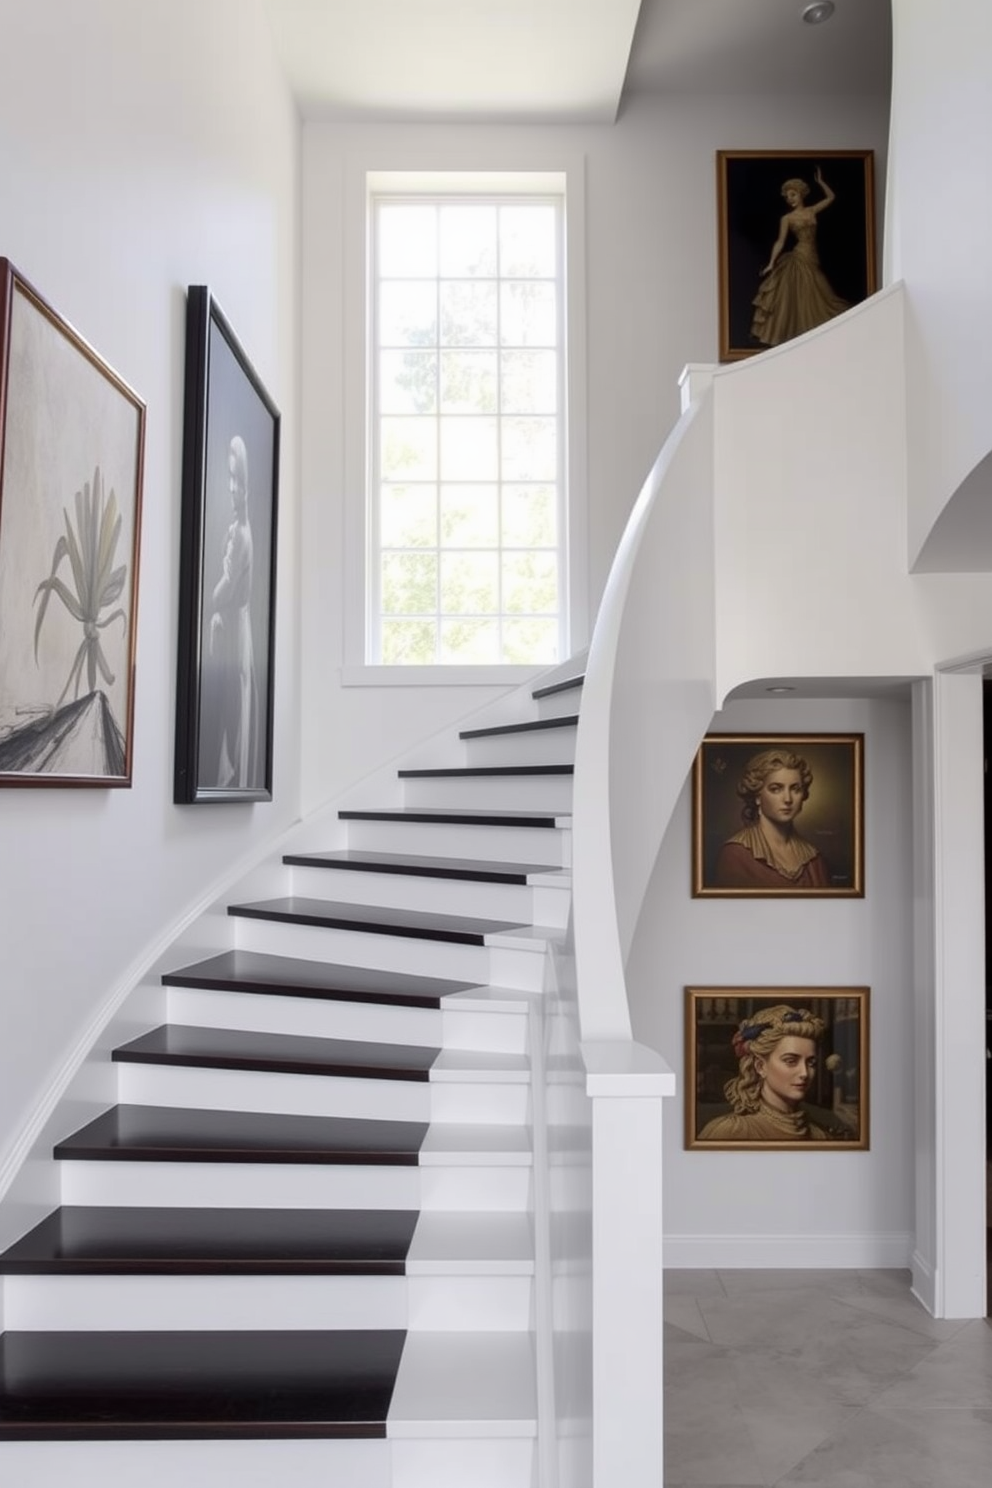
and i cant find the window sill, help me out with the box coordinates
[339,664,545,688]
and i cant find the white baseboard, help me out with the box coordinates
[663,1231,913,1270]
[910,1248,937,1315]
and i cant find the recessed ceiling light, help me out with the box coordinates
[802,1,835,22]
[765,685,796,694]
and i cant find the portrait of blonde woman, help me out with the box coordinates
[686,991,868,1150]
[692,733,864,897]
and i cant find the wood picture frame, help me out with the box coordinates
[685,986,869,1151]
[174,287,280,804]
[0,260,145,786]
[692,732,864,898]
[717,149,876,362]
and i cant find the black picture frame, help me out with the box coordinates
[717,150,877,362]
[174,287,280,804]
[0,259,145,787]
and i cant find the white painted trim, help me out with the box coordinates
[664,1233,914,1270]
[581,1039,676,1098]
[591,1094,665,1488]
[910,678,938,1309]
[340,664,542,687]
[930,666,987,1319]
[911,1247,937,1316]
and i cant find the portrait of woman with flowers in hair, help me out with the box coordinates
[687,992,867,1149]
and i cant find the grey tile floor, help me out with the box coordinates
[664,1268,992,1487]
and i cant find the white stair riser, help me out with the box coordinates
[534,685,583,720]
[232,919,492,983]
[115,1064,531,1126]
[0,1438,537,1488]
[400,775,572,812]
[441,1007,529,1055]
[531,881,570,927]
[286,865,542,922]
[60,1162,534,1213]
[232,919,549,992]
[460,726,576,768]
[4,1274,533,1333]
[391,1438,536,1488]
[343,818,570,866]
[0,1440,392,1488]
[165,987,530,1055]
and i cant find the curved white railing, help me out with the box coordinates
[565,377,717,1488]
[571,383,718,1043]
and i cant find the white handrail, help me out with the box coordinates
[571,388,717,1042]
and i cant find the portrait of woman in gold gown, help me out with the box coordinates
[716,150,876,361]
[750,169,849,348]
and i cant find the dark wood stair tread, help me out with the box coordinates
[54,1105,429,1165]
[227,897,526,944]
[459,714,578,739]
[0,1329,404,1438]
[283,850,559,884]
[113,1024,440,1081]
[398,763,573,778]
[0,1207,418,1274]
[339,806,569,827]
[162,950,476,1008]
[531,673,584,699]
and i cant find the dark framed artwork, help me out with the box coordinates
[717,150,877,362]
[0,260,145,787]
[174,286,280,804]
[685,987,869,1151]
[692,733,864,898]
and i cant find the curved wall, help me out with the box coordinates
[886,0,992,565]
[0,0,300,1214]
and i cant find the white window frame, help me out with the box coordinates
[340,163,588,686]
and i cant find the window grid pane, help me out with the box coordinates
[372,193,563,666]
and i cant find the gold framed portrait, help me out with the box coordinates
[692,733,864,898]
[716,149,877,362]
[685,987,869,1151]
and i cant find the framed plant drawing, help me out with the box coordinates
[717,150,876,362]
[174,287,280,804]
[0,260,145,787]
[685,987,869,1151]
[692,732,863,898]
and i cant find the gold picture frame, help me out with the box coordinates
[685,987,869,1151]
[692,733,864,898]
[717,149,877,362]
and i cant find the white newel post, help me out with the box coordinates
[583,1042,676,1488]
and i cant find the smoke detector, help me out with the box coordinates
[802,1,836,22]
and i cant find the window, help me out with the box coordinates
[368,189,566,666]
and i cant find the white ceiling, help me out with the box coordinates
[264,0,891,123]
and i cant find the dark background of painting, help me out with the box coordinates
[695,734,861,892]
[195,318,276,793]
[718,151,876,359]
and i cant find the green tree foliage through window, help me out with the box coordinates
[371,192,564,666]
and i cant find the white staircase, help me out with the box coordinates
[0,674,583,1488]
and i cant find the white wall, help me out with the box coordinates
[885,0,992,565]
[299,88,890,811]
[0,0,299,1192]
[626,695,915,1267]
